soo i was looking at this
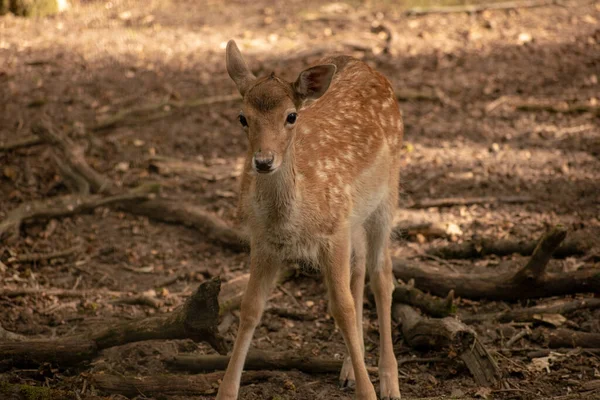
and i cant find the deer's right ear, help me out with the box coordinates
[226,40,256,97]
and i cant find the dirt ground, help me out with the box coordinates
[1,0,599,399]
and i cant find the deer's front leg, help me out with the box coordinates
[216,250,279,400]
[324,232,377,400]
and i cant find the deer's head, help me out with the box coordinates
[226,40,336,174]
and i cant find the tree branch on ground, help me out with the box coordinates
[393,279,455,318]
[427,234,591,259]
[6,244,83,264]
[394,227,600,300]
[0,383,108,400]
[165,350,444,374]
[92,94,241,131]
[393,304,502,387]
[462,298,600,324]
[408,195,534,209]
[0,135,42,152]
[533,328,600,349]
[0,191,155,242]
[405,0,558,16]
[90,371,278,397]
[0,279,226,369]
[32,119,116,194]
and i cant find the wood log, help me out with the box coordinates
[405,0,557,16]
[408,195,534,209]
[392,281,455,318]
[166,350,343,374]
[91,371,277,397]
[0,135,42,151]
[92,94,240,131]
[32,119,116,195]
[0,279,225,369]
[165,351,440,375]
[426,235,590,259]
[462,298,600,324]
[394,227,600,300]
[122,199,248,252]
[0,383,107,400]
[392,304,501,387]
[534,328,600,349]
[0,192,154,242]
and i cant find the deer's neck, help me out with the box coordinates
[254,148,297,223]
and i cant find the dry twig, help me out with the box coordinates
[405,0,557,16]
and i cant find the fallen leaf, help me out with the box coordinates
[474,387,492,399]
[533,313,567,327]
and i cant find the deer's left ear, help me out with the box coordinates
[293,64,336,101]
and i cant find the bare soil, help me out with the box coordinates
[1,0,599,399]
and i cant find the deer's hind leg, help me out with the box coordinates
[365,201,401,400]
[339,227,367,389]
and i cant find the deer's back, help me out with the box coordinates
[293,57,403,229]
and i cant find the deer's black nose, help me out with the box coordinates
[253,152,275,173]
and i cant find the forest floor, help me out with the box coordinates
[1,0,599,399]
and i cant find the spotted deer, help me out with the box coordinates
[216,40,403,400]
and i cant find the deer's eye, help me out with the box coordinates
[286,112,297,125]
[239,114,248,127]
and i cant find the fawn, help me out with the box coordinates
[216,40,403,400]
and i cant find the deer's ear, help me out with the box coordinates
[226,40,256,96]
[293,64,336,101]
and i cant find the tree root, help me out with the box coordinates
[92,93,240,131]
[393,304,501,387]
[406,0,558,16]
[394,227,600,300]
[427,233,591,259]
[533,328,600,349]
[463,298,600,324]
[0,191,155,242]
[91,370,277,397]
[0,135,42,152]
[0,279,226,370]
[409,195,534,209]
[393,280,455,318]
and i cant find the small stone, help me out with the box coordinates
[114,161,129,172]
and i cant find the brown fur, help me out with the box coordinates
[217,40,403,400]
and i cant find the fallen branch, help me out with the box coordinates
[427,234,590,259]
[394,227,600,300]
[395,88,439,102]
[0,383,107,400]
[91,371,277,397]
[32,119,116,194]
[0,279,226,369]
[405,0,557,16]
[121,199,248,252]
[166,350,343,374]
[525,348,600,358]
[534,328,600,349]
[0,287,124,298]
[409,195,534,209]
[0,324,26,341]
[0,191,154,242]
[148,156,241,181]
[463,298,600,324]
[0,135,42,152]
[92,94,240,131]
[393,280,455,318]
[7,244,83,264]
[165,351,441,375]
[515,101,600,116]
[393,304,501,387]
